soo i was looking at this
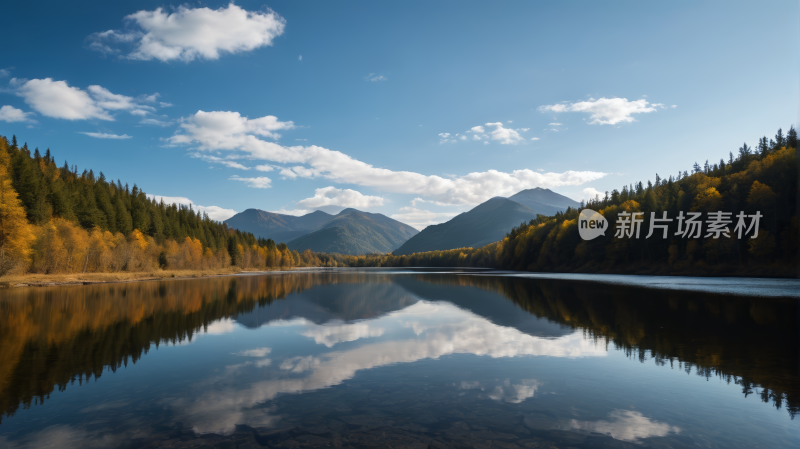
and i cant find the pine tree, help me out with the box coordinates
[758,137,769,156]
[773,128,785,149]
[787,126,797,149]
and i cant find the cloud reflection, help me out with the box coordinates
[568,410,681,442]
[170,301,606,434]
[300,321,385,347]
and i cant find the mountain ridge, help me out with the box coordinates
[392,197,538,256]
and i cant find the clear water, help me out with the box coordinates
[0,269,797,448]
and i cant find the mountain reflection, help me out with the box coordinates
[173,300,605,434]
[0,270,797,426]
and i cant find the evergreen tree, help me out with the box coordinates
[773,128,785,149]
[787,126,797,149]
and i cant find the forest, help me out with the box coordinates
[356,126,797,276]
[0,126,797,277]
[0,135,320,276]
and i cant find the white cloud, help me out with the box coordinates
[191,153,250,170]
[296,186,383,209]
[298,55,302,61]
[87,4,286,62]
[146,194,237,221]
[530,137,539,141]
[87,85,145,111]
[139,118,173,127]
[470,125,485,134]
[539,97,669,125]
[549,123,562,126]
[581,187,603,202]
[14,78,161,121]
[233,347,271,357]
[78,132,132,139]
[16,78,112,120]
[160,102,173,108]
[168,110,607,206]
[569,410,680,442]
[255,164,274,172]
[230,175,272,189]
[365,73,387,82]
[0,69,10,78]
[269,208,310,216]
[0,105,36,123]
[390,207,459,230]
[485,122,525,144]
[168,110,294,149]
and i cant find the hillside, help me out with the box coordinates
[224,209,333,243]
[392,197,538,256]
[508,188,581,215]
[288,209,418,255]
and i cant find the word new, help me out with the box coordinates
[614,211,762,239]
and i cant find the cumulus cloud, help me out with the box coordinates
[168,111,606,206]
[78,132,132,139]
[484,122,525,144]
[13,78,162,121]
[448,122,531,145]
[146,194,237,221]
[230,175,272,189]
[539,97,669,125]
[0,105,36,123]
[297,186,383,209]
[569,410,680,442]
[581,187,603,202]
[87,3,286,62]
[390,207,459,230]
[168,110,294,148]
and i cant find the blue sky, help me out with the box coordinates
[0,1,797,228]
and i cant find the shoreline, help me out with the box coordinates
[0,268,254,288]
[2,267,798,290]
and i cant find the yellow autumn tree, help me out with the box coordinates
[0,146,36,275]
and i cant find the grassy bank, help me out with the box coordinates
[0,268,251,288]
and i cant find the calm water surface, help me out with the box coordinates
[0,269,797,448]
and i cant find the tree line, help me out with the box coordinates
[0,126,796,277]
[326,126,799,276]
[0,135,320,275]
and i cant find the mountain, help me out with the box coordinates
[288,209,418,255]
[392,197,537,256]
[224,209,333,243]
[508,187,580,216]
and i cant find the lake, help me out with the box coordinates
[0,269,798,448]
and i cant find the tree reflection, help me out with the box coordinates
[413,274,799,418]
[0,272,796,423]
